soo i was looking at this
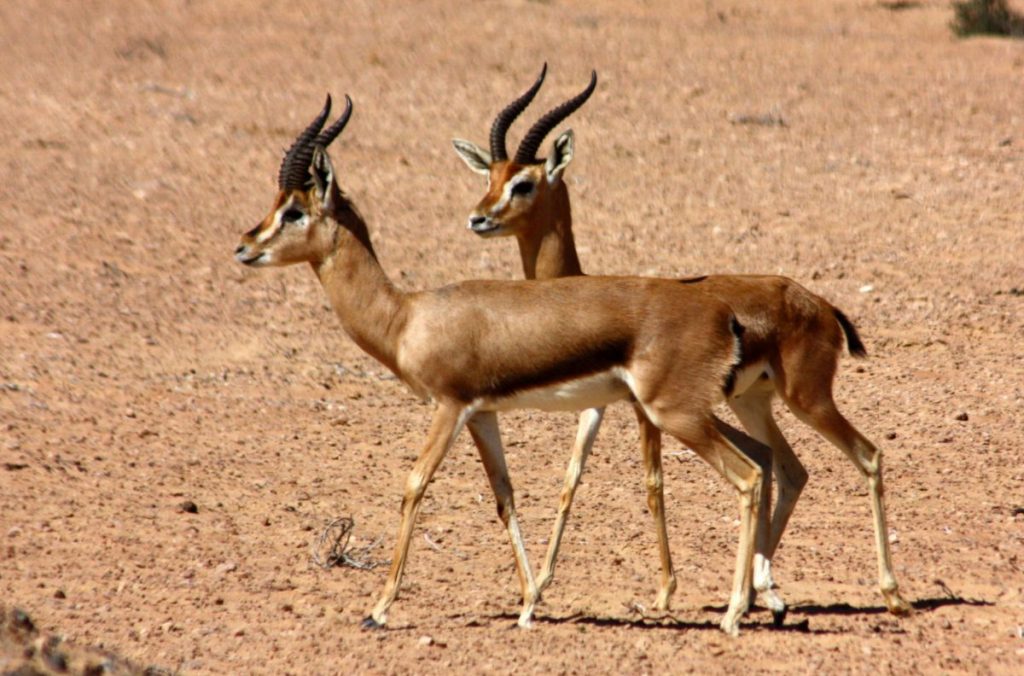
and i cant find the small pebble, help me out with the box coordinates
[180,501,199,514]
[215,561,238,575]
[954,412,968,421]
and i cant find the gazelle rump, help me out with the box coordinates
[453,66,911,619]
[235,95,774,634]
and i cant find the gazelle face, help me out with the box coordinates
[467,162,548,239]
[236,95,352,269]
[453,129,575,240]
[235,190,321,267]
[236,146,339,267]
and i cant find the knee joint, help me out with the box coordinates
[645,472,664,494]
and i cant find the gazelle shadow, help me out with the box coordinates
[703,594,992,618]
[790,595,992,616]
[484,611,830,634]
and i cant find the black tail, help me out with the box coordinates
[833,309,867,358]
[722,315,746,396]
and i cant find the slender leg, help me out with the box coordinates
[634,404,677,610]
[784,397,911,614]
[649,408,769,636]
[536,407,604,595]
[712,418,773,634]
[465,411,540,627]
[364,402,473,628]
[728,390,806,621]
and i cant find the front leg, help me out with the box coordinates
[536,407,604,596]
[364,401,473,629]
[466,411,540,627]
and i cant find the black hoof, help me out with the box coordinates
[361,616,384,630]
[771,606,788,628]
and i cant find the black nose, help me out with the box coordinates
[469,215,487,229]
[234,244,245,255]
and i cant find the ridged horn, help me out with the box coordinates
[314,94,353,149]
[514,70,596,164]
[489,63,547,162]
[278,95,332,190]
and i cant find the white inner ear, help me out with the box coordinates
[452,139,492,176]
[545,129,575,185]
[311,147,334,206]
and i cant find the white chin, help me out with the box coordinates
[236,252,271,266]
[473,225,505,238]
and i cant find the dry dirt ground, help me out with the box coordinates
[2,0,1023,673]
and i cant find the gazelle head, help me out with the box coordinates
[235,94,353,267]
[453,65,596,239]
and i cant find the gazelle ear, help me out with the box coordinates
[452,139,493,176]
[311,146,334,207]
[544,129,575,185]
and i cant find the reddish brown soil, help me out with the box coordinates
[2,1,1023,673]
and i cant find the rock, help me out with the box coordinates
[215,561,238,575]
[179,500,198,514]
[954,412,968,421]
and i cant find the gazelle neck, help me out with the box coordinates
[516,183,583,280]
[313,192,407,375]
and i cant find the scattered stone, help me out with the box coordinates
[954,412,969,422]
[54,589,66,599]
[12,608,35,633]
[179,500,198,514]
[41,636,69,672]
[885,432,898,440]
[215,561,238,575]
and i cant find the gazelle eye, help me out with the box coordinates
[282,208,305,223]
[511,181,535,197]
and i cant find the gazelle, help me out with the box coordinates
[234,94,775,635]
[453,65,912,620]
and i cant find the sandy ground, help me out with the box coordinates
[2,0,1023,673]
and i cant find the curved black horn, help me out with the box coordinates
[489,63,547,162]
[278,95,332,190]
[514,70,597,164]
[315,94,353,149]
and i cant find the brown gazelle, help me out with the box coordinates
[453,66,911,620]
[235,94,775,635]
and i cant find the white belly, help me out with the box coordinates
[481,369,632,412]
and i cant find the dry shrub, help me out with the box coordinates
[951,0,1024,37]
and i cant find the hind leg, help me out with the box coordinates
[783,394,911,614]
[650,409,770,636]
[728,389,805,621]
